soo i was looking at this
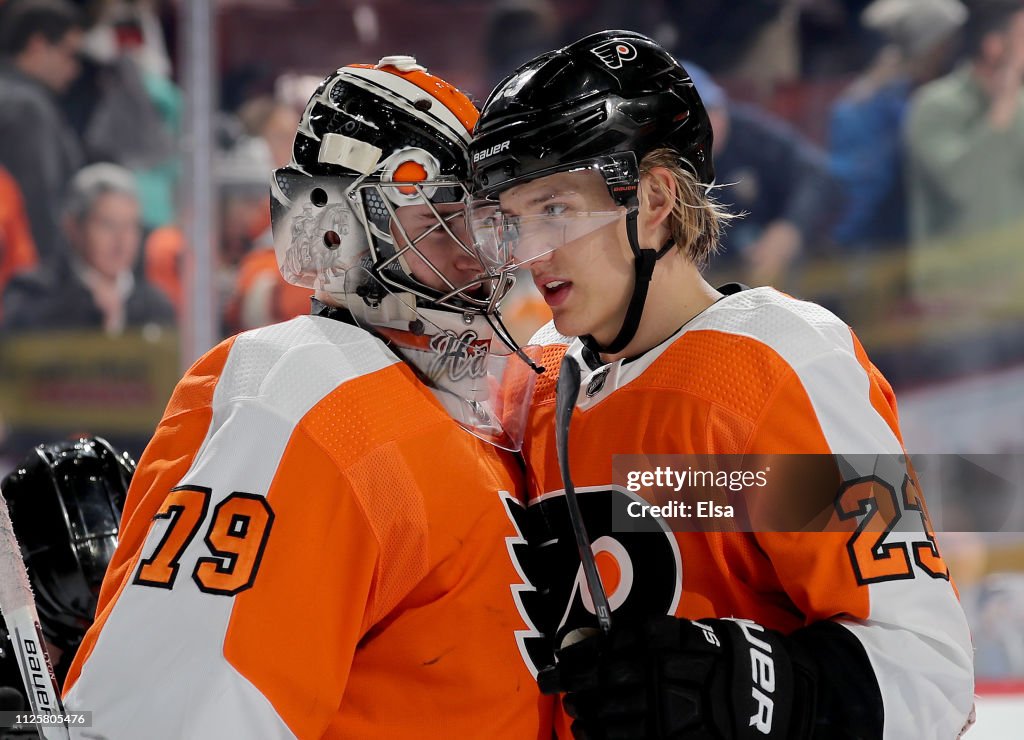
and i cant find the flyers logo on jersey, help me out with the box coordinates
[501,487,681,676]
[591,41,638,70]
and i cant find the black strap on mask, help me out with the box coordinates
[581,209,674,356]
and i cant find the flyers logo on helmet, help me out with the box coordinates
[590,40,638,69]
[501,486,681,675]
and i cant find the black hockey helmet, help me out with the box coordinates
[470,30,716,356]
[470,29,714,206]
[1,437,134,659]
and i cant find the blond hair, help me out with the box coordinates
[639,148,736,268]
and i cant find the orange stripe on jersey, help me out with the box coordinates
[349,63,478,132]
[63,337,237,695]
[849,329,904,445]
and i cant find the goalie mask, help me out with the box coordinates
[1,436,134,679]
[271,56,510,311]
[271,58,540,450]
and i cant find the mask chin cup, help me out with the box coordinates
[344,267,541,452]
[469,206,624,272]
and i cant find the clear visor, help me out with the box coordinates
[344,266,541,451]
[468,164,628,271]
[469,205,624,271]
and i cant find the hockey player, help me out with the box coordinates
[469,31,975,739]
[63,59,551,739]
[0,437,134,710]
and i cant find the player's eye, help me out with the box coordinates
[543,203,569,217]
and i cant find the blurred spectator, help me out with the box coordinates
[906,0,1024,244]
[2,163,175,334]
[728,0,802,92]
[219,129,309,332]
[143,220,184,314]
[237,95,298,168]
[829,0,966,251]
[66,0,181,230]
[144,131,280,333]
[216,130,274,270]
[970,573,1024,677]
[666,1,787,76]
[904,0,1024,315]
[0,0,85,265]
[83,0,173,81]
[483,0,559,89]
[686,61,842,286]
[224,245,311,333]
[0,167,39,317]
[558,0,667,49]
[797,0,877,78]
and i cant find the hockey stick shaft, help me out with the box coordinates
[0,490,71,740]
[554,354,612,634]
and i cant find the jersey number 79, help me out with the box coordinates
[133,485,275,596]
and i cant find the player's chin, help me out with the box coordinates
[550,307,589,340]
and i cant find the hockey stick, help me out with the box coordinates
[0,490,71,740]
[554,353,612,634]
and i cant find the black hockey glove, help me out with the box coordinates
[538,615,817,740]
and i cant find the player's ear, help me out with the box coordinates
[638,166,675,237]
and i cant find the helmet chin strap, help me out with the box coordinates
[581,209,674,357]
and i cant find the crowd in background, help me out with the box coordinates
[0,0,1023,678]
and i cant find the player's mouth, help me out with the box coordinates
[537,277,573,308]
